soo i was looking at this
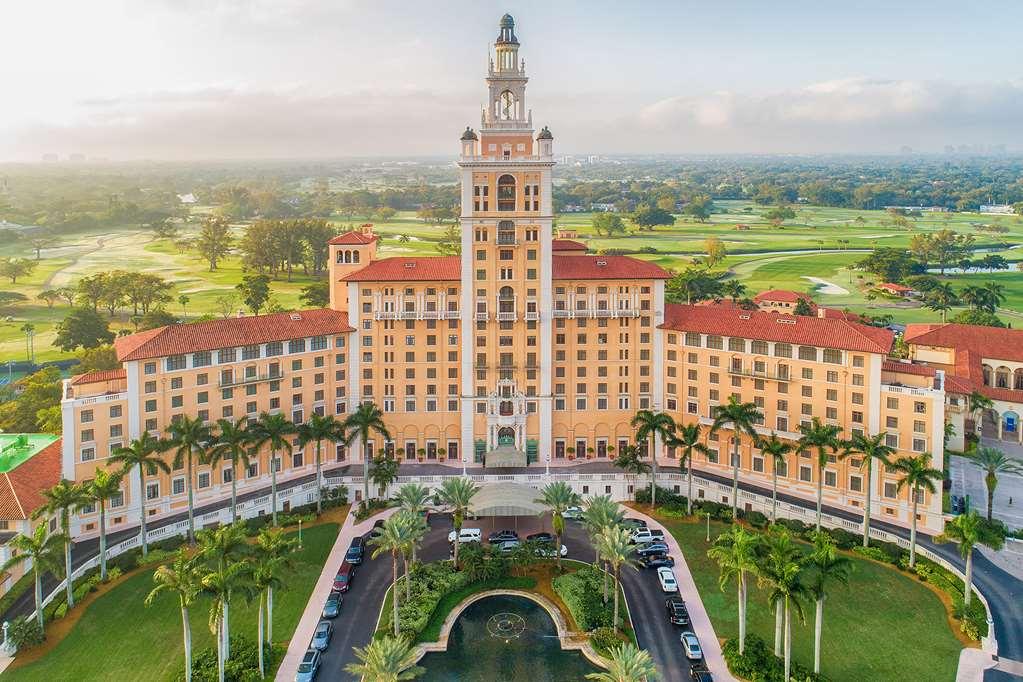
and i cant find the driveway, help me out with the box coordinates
[950,454,1023,530]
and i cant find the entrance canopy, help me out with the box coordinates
[469,481,545,517]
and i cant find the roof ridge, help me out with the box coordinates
[1,472,25,517]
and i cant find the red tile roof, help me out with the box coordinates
[754,289,813,304]
[905,323,1023,363]
[70,368,126,385]
[115,308,353,361]
[552,239,588,252]
[817,307,865,322]
[341,256,461,282]
[328,231,379,245]
[0,439,61,520]
[661,303,894,354]
[882,360,936,377]
[880,282,912,293]
[553,255,670,280]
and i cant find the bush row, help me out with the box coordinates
[723,634,828,682]
[552,566,613,631]
[393,561,470,638]
[184,635,280,682]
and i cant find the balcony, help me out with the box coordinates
[374,310,399,320]
[524,310,540,321]
[496,235,517,246]
[727,366,791,382]
[497,311,517,321]
[552,309,573,319]
[475,311,490,321]
[219,371,284,388]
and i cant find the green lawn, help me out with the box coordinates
[660,516,962,682]
[6,523,339,682]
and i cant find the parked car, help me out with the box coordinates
[311,620,333,651]
[689,662,713,682]
[657,566,678,593]
[497,539,521,554]
[680,631,703,660]
[623,517,647,529]
[333,561,356,592]
[665,597,689,626]
[295,648,321,682]
[630,528,655,544]
[345,543,364,565]
[635,541,670,557]
[526,532,554,544]
[563,506,584,520]
[447,528,482,544]
[321,590,342,619]
[639,554,675,569]
[488,529,519,544]
[534,543,568,558]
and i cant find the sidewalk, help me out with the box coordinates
[625,506,737,682]
[275,507,397,681]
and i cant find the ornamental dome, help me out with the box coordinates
[537,126,553,140]
[461,126,478,141]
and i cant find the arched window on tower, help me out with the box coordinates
[497,175,516,211]
[498,286,515,314]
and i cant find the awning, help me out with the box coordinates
[469,481,545,517]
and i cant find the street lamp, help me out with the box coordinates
[298,518,303,550]
[706,512,711,542]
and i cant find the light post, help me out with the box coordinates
[298,518,303,550]
[706,512,711,542]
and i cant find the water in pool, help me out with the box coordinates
[419,594,600,681]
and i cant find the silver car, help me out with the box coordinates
[311,620,333,651]
[295,649,321,682]
[680,631,703,660]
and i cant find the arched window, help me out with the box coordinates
[353,250,360,263]
[1014,369,1023,391]
[498,286,514,313]
[996,367,1010,389]
[343,250,351,264]
[497,174,516,211]
[983,364,993,386]
[497,220,515,245]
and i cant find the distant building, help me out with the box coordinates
[753,289,815,314]
[591,203,616,212]
[877,282,916,298]
[882,206,949,213]
[979,204,1014,215]
[177,193,198,204]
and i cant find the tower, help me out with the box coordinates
[458,15,555,468]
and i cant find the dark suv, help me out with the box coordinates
[635,541,670,557]
[666,597,690,626]
[345,542,364,565]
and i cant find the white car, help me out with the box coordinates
[563,506,584,520]
[631,528,654,544]
[680,631,703,660]
[657,566,678,593]
[534,543,569,558]
[447,528,482,544]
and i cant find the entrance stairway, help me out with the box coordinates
[484,445,527,468]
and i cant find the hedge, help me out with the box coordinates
[186,635,279,682]
[552,566,613,630]
[723,634,827,682]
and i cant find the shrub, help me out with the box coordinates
[777,518,809,534]
[589,626,619,653]
[7,616,45,652]
[354,498,391,522]
[692,500,733,522]
[110,550,138,573]
[185,635,278,682]
[634,485,687,509]
[746,510,769,529]
[552,566,613,630]
[825,527,860,550]
[852,545,889,562]
[389,561,470,638]
[723,633,828,682]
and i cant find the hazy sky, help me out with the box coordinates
[3,0,1022,160]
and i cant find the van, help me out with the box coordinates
[332,561,356,592]
[447,528,482,544]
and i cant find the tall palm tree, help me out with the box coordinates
[343,402,391,504]
[255,526,297,644]
[202,561,252,682]
[110,432,170,558]
[195,523,250,660]
[394,482,431,563]
[707,525,761,655]
[757,527,804,658]
[0,525,65,629]
[757,433,793,523]
[248,412,296,527]
[369,512,417,636]
[613,444,651,489]
[630,410,676,507]
[797,417,843,531]
[535,481,582,571]
[594,525,637,633]
[145,550,203,682]
[764,531,807,680]
[710,395,762,519]
[668,423,709,514]
[345,635,424,682]
[805,531,852,675]
[892,454,945,567]
[586,642,659,682]
[33,479,90,608]
[251,553,287,677]
[840,432,894,546]
[436,477,480,569]
[88,467,123,581]
[296,413,342,514]
[967,390,993,436]
[583,495,625,604]
[165,415,212,543]
[923,283,958,322]
[969,446,1023,521]
[936,510,1004,607]
[206,417,254,522]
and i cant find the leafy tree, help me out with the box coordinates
[969,446,1023,522]
[34,479,91,609]
[708,526,761,655]
[704,237,727,268]
[630,410,675,507]
[0,367,62,433]
[342,402,391,503]
[764,205,796,226]
[855,247,923,283]
[534,481,581,571]
[951,309,1004,328]
[299,280,330,308]
[436,477,480,569]
[630,205,674,230]
[668,423,709,511]
[345,635,424,682]
[0,525,66,630]
[805,531,852,675]
[936,510,1004,607]
[592,212,626,237]
[892,454,944,566]
[797,417,844,531]
[710,395,762,519]
[145,551,203,682]
[793,298,814,316]
[195,216,232,271]
[139,307,178,330]
[665,267,725,305]
[586,643,658,682]
[840,432,894,546]
[370,455,401,496]
[165,415,212,543]
[0,291,28,307]
[436,224,462,256]
[75,345,120,373]
[110,433,170,558]
[37,289,61,308]
[248,412,296,527]
[0,257,37,283]
[682,195,714,222]
[53,307,114,351]
[235,273,271,315]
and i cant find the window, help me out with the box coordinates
[798,346,817,361]
[884,481,898,499]
[197,472,211,489]
[166,355,186,371]
[799,465,812,482]
[146,482,160,500]
[822,349,842,364]
[824,470,837,487]
[497,174,516,211]
[172,477,186,495]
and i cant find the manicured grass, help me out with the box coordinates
[7,523,340,682]
[659,515,963,682]
[416,575,537,642]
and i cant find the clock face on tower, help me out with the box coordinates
[500,90,515,120]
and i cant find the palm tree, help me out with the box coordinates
[630,410,676,507]
[840,432,894,546]
[165,415,212,543]
[248,412,296,527]
[797,417,843,531]
[583,495,625,604]
[586,642,659,682]
[765,532,807,680]
[370,455,401,497]
[707,525,761,655]
[343,401,391,504]
[936,510,1004,607]
[710,395,762,519]
[395,482,431,563]
[206,418,254,522]
[436,477,480,569]
[202,561,253,682]
[110,432,169,558]
[613,444,651,490]
[757,527,804,658]
[345,635,424,682]
[195,523,250,660]
[805,531,852,675]
[967,390,993,436]
[251,553,288,677]
[535,481,582,571]
[594,525,637,633]
[146,550,203,682]
[969,446,1023,521]
[255,526,297,644]
[757,433,793,523]
[297,413,342,514]
[0,525,65,629]
[88,467,124,581]
[667,422,709,513]
[369,512,418,636]
[33,479,90,608]
[892,454,945,567]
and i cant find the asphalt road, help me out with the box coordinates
[312,513,697,682]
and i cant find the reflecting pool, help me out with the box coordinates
[419,594,600,681]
